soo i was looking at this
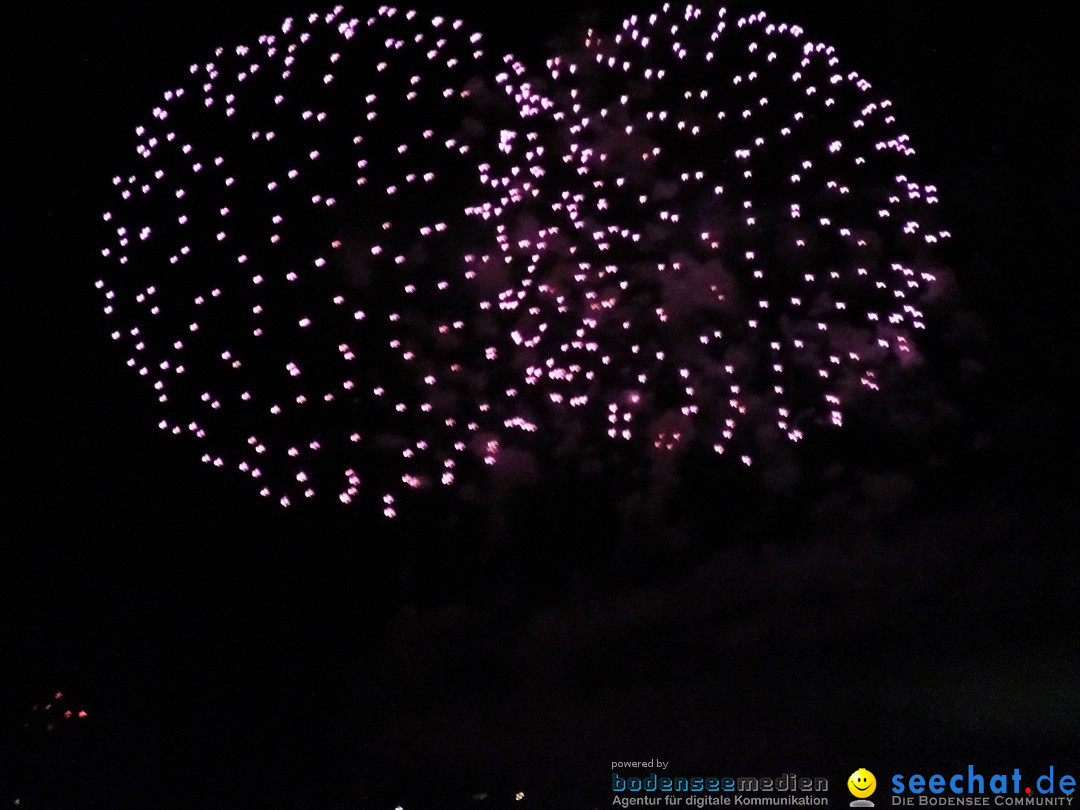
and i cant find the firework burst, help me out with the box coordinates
[98,3,955,517]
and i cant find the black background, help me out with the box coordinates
[4,1,1079,807]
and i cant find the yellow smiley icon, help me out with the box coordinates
[848,768,877,798]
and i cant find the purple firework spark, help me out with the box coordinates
[479,3,953,472]
[97,6,544,516]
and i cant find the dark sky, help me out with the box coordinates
[4,2,1079,807]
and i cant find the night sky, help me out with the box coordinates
[4,2,1079,807]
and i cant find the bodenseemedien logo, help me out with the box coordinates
[610,772,829,806]
[849,769,878,808]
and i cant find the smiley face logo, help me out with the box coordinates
[848,768,877,799]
